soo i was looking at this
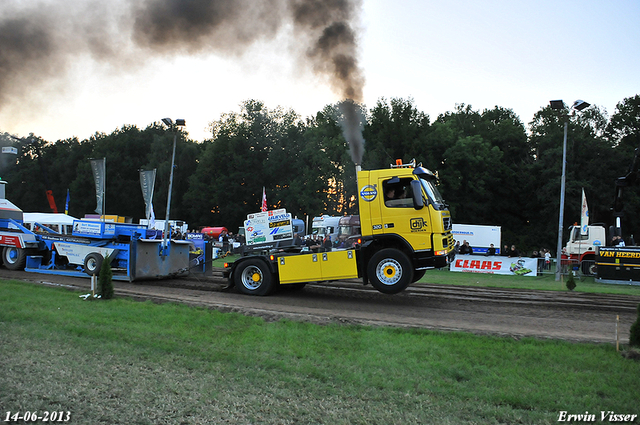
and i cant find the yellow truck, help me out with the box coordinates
[224,160,453,295]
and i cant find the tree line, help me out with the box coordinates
[1,95,639,254]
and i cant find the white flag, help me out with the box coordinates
[581,188,589,235]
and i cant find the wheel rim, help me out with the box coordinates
[241,266,263,290]
[375,258,403,286]
[87,258,97,271]
[5,248,18,264]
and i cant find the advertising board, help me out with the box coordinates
[244,209,293,246]
[450,255,537,276]
[452,224,501,254]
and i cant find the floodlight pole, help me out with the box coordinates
[550,100,590,281]
[555,120,569,281]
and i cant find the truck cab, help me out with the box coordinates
[337,215,361,248]
[311,215,341,243]
[357,160,453,271]
[563,224,606,275]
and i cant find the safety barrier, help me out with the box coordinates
[536,257,596,277]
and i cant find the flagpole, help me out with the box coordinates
[102,157,106,223]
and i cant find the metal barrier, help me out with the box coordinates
[536,257,596,277]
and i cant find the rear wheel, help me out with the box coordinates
[2,246,27,270]
[367,248,413,294]
[234,259,275,296]
[581,259,596,276]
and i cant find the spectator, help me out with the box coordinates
[219,230,229,253]
[508,245,519,258]
[486,244,496,256]
[459,240,473,255]
[613,235,626,247]
[323,235,333,252]
[544,249,551,270]
[502,245,510,256]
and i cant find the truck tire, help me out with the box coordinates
[367,248,414,294]
[84,253,104,276]
[581,259,596,276]
[234,259,275,296]
[411,269,426,283]
[2,246,27,270]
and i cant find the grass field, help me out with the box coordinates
[1,279,639,425]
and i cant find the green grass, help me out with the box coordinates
[421,269,640,296]
[1,280,639,424]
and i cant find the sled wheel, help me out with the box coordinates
[84,253,104,276]
[2,246,27,270]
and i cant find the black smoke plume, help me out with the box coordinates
[0,0,365,162]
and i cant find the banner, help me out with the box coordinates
[90,158,106,215]
[581,188,589,235]
[139,169,157,220]
[244,209,292,245]
[261,187,267,212]
[450,255,538,276]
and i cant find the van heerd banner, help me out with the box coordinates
[450,255,538,276]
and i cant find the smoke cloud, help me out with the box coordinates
[0,0,365,162]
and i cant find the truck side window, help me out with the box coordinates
[383,178,414,208]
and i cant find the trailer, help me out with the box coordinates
[451,224,501,254]
[224,159,454,295]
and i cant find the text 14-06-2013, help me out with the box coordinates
[4,411,70,422]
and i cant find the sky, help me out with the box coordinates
[1,0,639,143]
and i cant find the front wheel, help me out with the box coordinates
[234,259,275,296]
[367,248,414,294]
[411,269,426,283]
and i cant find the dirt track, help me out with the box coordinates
[2,268,639,344]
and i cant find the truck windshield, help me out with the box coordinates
[419,176,447,210]
[338,225,351,236]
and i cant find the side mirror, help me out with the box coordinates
[411,180,424,210]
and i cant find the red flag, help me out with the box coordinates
[46,190,58,213]
[261,187,267,212]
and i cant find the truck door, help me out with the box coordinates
[378,177,433,251]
